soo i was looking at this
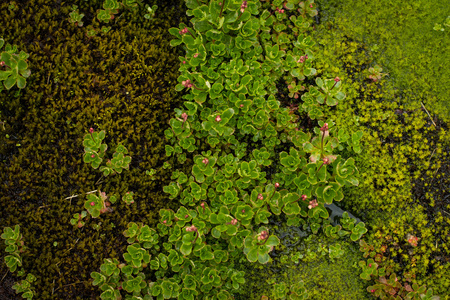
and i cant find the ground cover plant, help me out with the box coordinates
[0,0,449,299]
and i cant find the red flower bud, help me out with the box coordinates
[301,194,307,201]
[370,289,375,293]
[89,127,94,133]
[163,220,167,224]
[369,264,372,267]
[91,154,95,158]
[215,115,222,122]
[274,182,280,188]
[193,53,199,58]
[258,193,264,200]
[200,202,205,208]
[320,123,329,132]
[240,104,244,108]
[182,60,186,64]
[90,202,95,206]
[231,219,238,225]
[310,4,313,8]
[334,77,341,82]
[202,158,209,165]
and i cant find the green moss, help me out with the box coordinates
[316,0,450,120]
[235,225,369,300]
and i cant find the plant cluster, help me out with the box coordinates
[358,240,439,300]
[1,225,35,299]
[0,38,31,90]
[70,129,134,227]
[90,0,368,299]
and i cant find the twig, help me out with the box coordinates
[427,148,436,165]
[1,270,8,284]
[421,102,436,127]
[442,210,450,216]
[65,190,97,200]
[38,205,49,209]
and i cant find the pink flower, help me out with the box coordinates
[308,199,318,209]
[231,219,238,225]
[90,202,95,206]
[182,60,186,64]
[334,77,341,82]
[0,61,5,67]
[240,104,244,108]
[89,127,94,133]
[215,115,222,122]
[181,112,188,122]
[185,215,189,219]
[274,182,280,188]
[91,154,95,158]
[310,4,313,8]
[163,220,167,224]
[258,230,269,241]
[193,53,199,58]
[258,193,264,200]
[301,194,307,201]
[200,202,205,208]
[240,1,248,13]
[323,157,330,165]
[179,27,188,35]
[202,158,209,165]
[370,289,375,293]
[320,123,329,132]
[369,263,372,267]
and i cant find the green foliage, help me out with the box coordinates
[68,5,84,27]
[12,273,36,300]
[0,38,31,90]
[83,129,131,175]
[144,4,158,20]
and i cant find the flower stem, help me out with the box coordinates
[219,0,225,18]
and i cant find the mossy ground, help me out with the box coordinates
[0,0,449,299]
[0,0,189,298]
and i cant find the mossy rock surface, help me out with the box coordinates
[309,0,450,297]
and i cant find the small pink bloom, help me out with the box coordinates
[89,127,94,133]
[200,202,205,208]
[231,219,238,225]
[258,193,264,200]
[0,61,5,67]
[369,264,372,267]
[301,194,307,201]
[370,289,375,293]
[258,230,269,241]
[215,115,222,122]
[193,53,199,58]
[182,60,186,64]
[202,158,209,165]
[274,182,280,188]
[320,123,329,132]
[241,209,245,213]
[323,157,330,165]
[163,220,167,224]
[310,4,313,8]
[90,202,95,206]
[91,154,95,158]
[185,215,189,218]
[240,104,244,108]
[334,77,341,82]
[181,112,188,122]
